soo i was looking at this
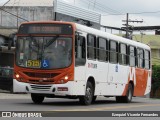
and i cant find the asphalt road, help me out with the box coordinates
[0,91,160,119]
[0,92,160,111]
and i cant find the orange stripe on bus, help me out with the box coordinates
[122,67,149,96]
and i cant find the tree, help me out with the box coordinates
[151,65,160,97]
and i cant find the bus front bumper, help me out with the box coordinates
[13,79,85,96]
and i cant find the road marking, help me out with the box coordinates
[50,104,160,111]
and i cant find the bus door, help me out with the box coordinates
[107,41,129,95]
[107,40,119,95]
[74,32,87,95]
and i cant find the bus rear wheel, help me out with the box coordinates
[92,96,97,103]
[31,93,44,104]
[79,82,94,105]
[116,83,133,103]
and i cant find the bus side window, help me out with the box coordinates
[109,40,118,63]
[137,48,144,68]
[87,34,96,59]
[97,37,108,61]
[144,50,150,69]
[129,46,136,67]
[75,35,86,66]
[119,43,127,65]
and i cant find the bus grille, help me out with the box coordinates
[24,72,59,78]
[30,84,52,91]
[29,79,54,83]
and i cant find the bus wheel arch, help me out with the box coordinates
[125,81,134,103]
[87,77,97,103]
[79,77,95,105]
[116,81,134,103]
[129,81,134,95]
[87,77,95,93]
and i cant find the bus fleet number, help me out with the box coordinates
[27,60,41,68]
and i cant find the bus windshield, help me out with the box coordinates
[16,36,72,69]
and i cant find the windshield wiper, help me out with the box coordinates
[28,35,39,53]
[44,35,59,49]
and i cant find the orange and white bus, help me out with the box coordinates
[13,21,151,105]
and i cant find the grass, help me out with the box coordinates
[117,34,160,65]
[132,35,160,65]
[132,35,160,49]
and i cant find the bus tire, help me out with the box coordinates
[31,93,44,104]
[79,82,94,105]
[124,83,133,103]
[116,83,133,103]
[92,96,97,103]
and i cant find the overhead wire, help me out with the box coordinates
[102,10,160,16]
[86,0,122,14]
[0,0,11,7]
[0,7,29,22]
[0,0,29,22]
[80,0,124,15]
[0,0,28,36]
[79,0,112,13]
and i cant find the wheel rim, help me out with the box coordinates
[86,87,92,101]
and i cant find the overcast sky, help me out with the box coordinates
[71,0,160,28]
[1,0,160,29]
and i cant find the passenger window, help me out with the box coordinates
[97,37,108,61]
[109,40,118,63]
[144,50,150,69]
[75,35,86,66]
[87,34,96,59]
[137,48,144,68]
[129,46,136,67]
[119,43,127,65]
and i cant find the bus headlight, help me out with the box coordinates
[64,75,69,80]
[15,74,20,79]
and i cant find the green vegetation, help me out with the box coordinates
[117,34,160,65]
[132,35,160,65]
[151,65,160,98]
[132,35,160,49]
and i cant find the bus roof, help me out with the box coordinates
[19,21,150,50]
[75,23,150,50]
[19,21,75,25]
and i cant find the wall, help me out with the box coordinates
[0,6,54,28]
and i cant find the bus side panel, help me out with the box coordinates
[107,64,129,96]
[144,70,151,95]
[115,65,129,95]
[86,60,109,95]
[134,68,150,96]
[13,79,27,93]
[127,67,151,96]
[74,66,86,95]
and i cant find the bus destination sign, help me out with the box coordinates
[18,24,73,35]
[29,26,62,34]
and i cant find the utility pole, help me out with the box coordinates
[122,13,143,39]
[126,13,129,39]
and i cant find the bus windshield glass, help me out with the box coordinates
[16,36,72,69]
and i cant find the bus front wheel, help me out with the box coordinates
[79,82,94,105]
[31,93,44,104]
